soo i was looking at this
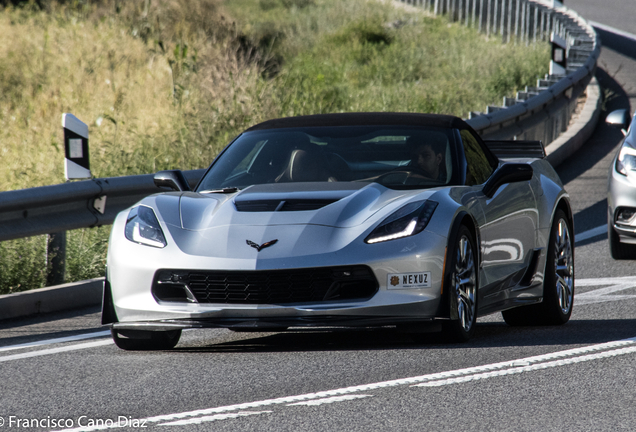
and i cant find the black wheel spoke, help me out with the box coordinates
[553,219,574,314]
[453,232,476,334]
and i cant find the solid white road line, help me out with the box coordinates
[415,345,636,387]
[576,276,636,305]
[287,395,374,406]
[0,330,111,353]
[52,336,636,432]
[0,339,113,363]
[159,411,273,426]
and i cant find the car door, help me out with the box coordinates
[459,129,538,311]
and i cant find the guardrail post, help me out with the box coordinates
[464,0,469,26]
[526,2,532,44]
[507,0,513,42]
[486,0,491,37]
[521,1,527,44]
[532,6,541,45]
[499,0,506,41]
[514,0,520,40]
[47,231,66,286]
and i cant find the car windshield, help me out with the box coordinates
[197,125,458,191]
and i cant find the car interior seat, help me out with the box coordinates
[275,135,335,182]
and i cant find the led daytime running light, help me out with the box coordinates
[365,200,438,244]
[125,205,167,248]
[367,219,418,244]
[131,222,166,248]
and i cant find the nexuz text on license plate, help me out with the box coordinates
[387,272,432,289]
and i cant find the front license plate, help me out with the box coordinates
[387,272,432,289]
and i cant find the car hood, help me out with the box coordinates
[146,182,437,259]
[154,182,433,231]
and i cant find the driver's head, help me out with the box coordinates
[407,134,445,179]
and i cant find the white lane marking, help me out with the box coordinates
[576,276,636,286]
[51,336,636,432]
[416,345,636,387]
[287,395,373,406]
[0,339,112,363]
[576,276,636,305]
[575,225,606,243]
[159,411,272,426]
[0,330,111,353]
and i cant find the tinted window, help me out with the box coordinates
[460,129,495,185]
[197,125,459,191]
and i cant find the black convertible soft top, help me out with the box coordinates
[246,112,471,131]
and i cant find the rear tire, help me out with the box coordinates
[442,225,478,342]
[111,329,181,351]
[502,209,574,326]
[542,210,574,324]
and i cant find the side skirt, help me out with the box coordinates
[477,248,544,316]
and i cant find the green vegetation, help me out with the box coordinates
[0,0,548,294]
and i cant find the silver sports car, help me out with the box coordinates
[103,113,574,350]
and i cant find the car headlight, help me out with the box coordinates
[616,141,636,176]
[125,205,167,248]
[365,200,438,244]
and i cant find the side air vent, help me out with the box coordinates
[235,199,339,212]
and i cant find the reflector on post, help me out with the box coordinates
[63,113,91,180]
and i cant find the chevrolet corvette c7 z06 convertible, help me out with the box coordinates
[103,112,574,350]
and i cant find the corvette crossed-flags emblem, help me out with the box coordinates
[246,239,278,252]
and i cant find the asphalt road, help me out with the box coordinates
[1,3,636,432]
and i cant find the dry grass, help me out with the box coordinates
[0,0,262,190]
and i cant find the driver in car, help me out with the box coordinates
[407,134,446,182]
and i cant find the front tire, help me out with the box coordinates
[111,329,181,351]
[442,225,478,342]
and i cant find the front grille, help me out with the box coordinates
[153,266,378,304]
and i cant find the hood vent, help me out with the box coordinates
[235,198,339,212]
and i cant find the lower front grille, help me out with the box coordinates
[152,266,378,304]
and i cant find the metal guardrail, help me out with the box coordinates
[0,0,598,245]
[402,0,600,144]
[0,170,205,242]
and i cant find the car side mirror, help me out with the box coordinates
[606,109,631,135]
[482,164,533,198]
[154,170,191,192]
